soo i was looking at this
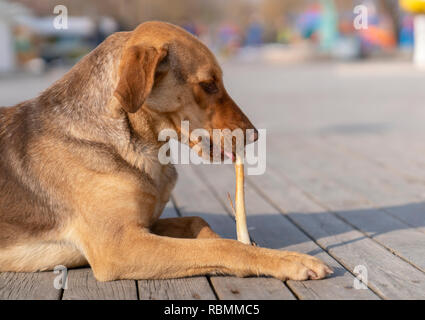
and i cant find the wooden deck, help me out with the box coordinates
[1,61,425,299]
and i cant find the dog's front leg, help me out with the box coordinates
[75,221,331,282]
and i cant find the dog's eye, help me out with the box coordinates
[199,81,218,94]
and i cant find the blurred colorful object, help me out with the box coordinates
[399,15,414,48]
[319,0,338,51]
[400,0,425,13]
[360,25,396,49]
[296,4,321,39]
[400,1,425,66]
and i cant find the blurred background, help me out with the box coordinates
[0,0,419,74]
[1,0,425,136]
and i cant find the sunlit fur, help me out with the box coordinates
[0,22,331,281]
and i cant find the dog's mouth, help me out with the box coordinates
[208,140,236,162]
[187,129,252,163]
[188,139,236,162]
[220,147,236,162]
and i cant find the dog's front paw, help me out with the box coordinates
[276,253,333,281]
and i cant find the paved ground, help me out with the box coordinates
[1,60,425,299]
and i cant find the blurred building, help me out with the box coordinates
[0,0,119,73]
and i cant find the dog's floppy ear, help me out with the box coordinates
[114,45,168,113]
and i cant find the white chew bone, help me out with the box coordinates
[235,154,251,245]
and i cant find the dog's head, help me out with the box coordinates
[114,22,258,161]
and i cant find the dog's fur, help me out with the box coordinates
[0,22,332,281]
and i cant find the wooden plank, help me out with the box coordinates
[173,166,236,239]
[173,165,296,300]
[319,133,425,231]
[139,278,216,300]
[300,135,425,210]
[275,136,425,271]
[195,164,378,300]
[210,277,294,300]
[261,138,425,299]
[323,133,425,183]
[62,268,137,300]
[137,202,217,300]
[0,271,61,300]
[250,165,425,299]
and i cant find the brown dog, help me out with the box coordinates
[0,22,332,281]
